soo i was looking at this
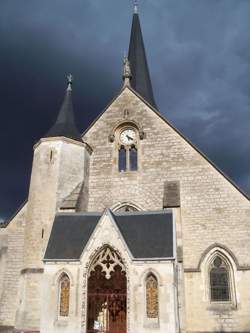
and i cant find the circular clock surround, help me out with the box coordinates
[119,128,137,145]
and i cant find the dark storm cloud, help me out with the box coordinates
[0,0,249,220]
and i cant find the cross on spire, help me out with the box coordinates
[134,0,138,14]
[67,74,73,91]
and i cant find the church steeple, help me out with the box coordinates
[128,3,157,108]
[45,75,82,142]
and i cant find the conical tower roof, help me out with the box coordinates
[128,5,157,108]
[45,75,82,142]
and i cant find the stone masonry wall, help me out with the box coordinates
[83,87,250,331]
[0,205,26,329]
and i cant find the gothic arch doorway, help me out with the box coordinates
[87,246,127,333]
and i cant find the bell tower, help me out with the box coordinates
[16,76,91,331]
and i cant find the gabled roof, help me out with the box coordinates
[45,78,82,142]
[128,10,157,108]
[82,85,249,201]
[60,182,83,210]
[44,210,174,261]
[113,211,173,259]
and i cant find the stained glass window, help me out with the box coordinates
[59,273,70,317]
[146,274,159,318]
[119,146,126,172]
[210,256,230,302]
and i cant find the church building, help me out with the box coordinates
[0,5,250,333]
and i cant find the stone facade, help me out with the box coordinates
[0,87,249,333]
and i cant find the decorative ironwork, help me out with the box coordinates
[59,273,70,317]
[146,274,159,318]
[210,256,230,302]
[87,246,127,333]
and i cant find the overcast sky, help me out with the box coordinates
[0,0,249,221]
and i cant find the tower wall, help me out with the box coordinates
[15,137,90,331]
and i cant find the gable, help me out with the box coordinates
[83,86,249,203]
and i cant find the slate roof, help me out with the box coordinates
[60,182,83,210]
[45,82,82,142]
[128,11,157,108]
[44,210,174,261]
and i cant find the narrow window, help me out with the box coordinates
[210,256,230,302]
[146,274,159,318]
[129,145,137,171]
[59,273,70,317]
[119,146,126,172]
[50,150,53,162]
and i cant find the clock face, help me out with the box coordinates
[120,128,136,145]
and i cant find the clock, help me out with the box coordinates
[120,128,136,145]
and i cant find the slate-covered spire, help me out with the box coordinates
[128,3,157,108]
[45,75,82,142]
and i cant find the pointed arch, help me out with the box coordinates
[112,201,143,212]
[53,268,74,287]
[139,268,163,287]
[88,245,126,279]
[198,243,240,271]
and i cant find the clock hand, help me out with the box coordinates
[126,135,134,141]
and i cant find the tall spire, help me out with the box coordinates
[45,75,82,142]
[128,3,157,108]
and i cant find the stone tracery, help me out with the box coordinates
[89,246,126,279]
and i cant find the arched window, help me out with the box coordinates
[129,145,137,171]
[117,127,138,172]
[119,146,126,172]
[146,274,159,318]
[209,256,230,302]
[115,204,139,212]
[59,273,70,317]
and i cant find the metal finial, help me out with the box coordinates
[67,74,73,91]
[134,0,138,14]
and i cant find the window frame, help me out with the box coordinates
[209,256,231,303]
[58,272,71,319]
[203,250,237,307]
[145,273,159,319]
